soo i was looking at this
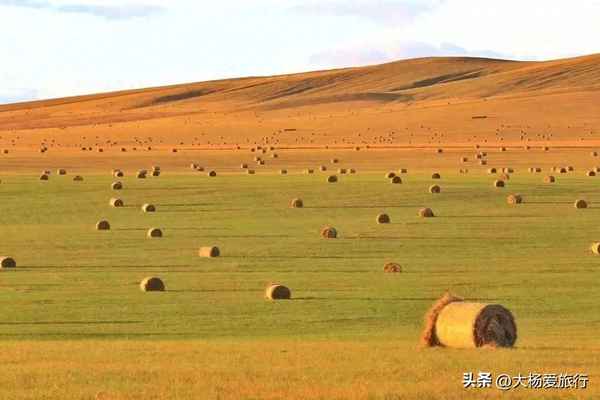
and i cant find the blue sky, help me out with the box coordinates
[2,0,600,104]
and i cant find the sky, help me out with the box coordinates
[1,0,600,104]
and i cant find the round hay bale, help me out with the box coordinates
[197,166,205,172]
[383,262,401,273]
[152,170,160,177]
[110,198,124,207]
[142,204,156,213]
[436,148,443,154]
[280,169,287,175]
[349,168,356,174]
[590,242,600,254]
[390,176,402,184]
[172,148,178,153]
[305,169,314,174]
[338,168,347,174]
[543,146,549,151]
[501,147,507,152]
[487,168,497,174]
[246,169,255,175]
[460,157,468,163]
[140,277,165,292]
[147,228,163,238]
[494,180,505,188]
[376,213,390,224]
[558,167,567,174]
[574,199,588,209]
[57,168,67,175]
[73,175,84,181]
[114,170,124,178]
[290,198,303,208]
[419,208,434,218]
[258,160,265,165]
[429,185,441,194]
[319,165,327,172]
[191,163,199,170]
[386,172,396,179]
[136,170,147,179]
[592,151,598,157]
[39,174,49,181]
[111,181,123,190]
[208,170,217,177]
[331,158,339,164]
[507,194,522,205]
[479,160,487,166]
[431,173,441,179]
[199,246,220,258]
[320,226,337,238]
[271,153,278,159]
[399,168,408,174]
[420,293,517,348]
[0,257,16,269]
[265,284,291,300]
[327,175,338,183]
[240,163,248,169]
[96,220,110,230]
[587,170,596,177]
[568,166,574,172]
[544,175,556,183]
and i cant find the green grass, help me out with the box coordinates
[0,171,599,399]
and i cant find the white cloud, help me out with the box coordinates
[0,0,165,19]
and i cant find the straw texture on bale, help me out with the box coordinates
[265,284,291,300]
[574,199,588,209]
[199,246,220,258]
[429,185,441,194]
[147,228,163,238]
[420,293,517,348]
[376,213,390,224]
[419,208,434,218]
[320,226,337,238]
[96,220,110,230]
[507,194,522,205]
[0,257,16,269]
[383,262,401,273]
[140,277,165,292]
[142,204,156,213]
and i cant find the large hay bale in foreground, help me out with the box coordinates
[429,185,441,194]
[96,220,110,230]
[376,213,390,224]
[265,284,291,300]
[419,208,434,218]
[320,226,337,238]
[420,293,517,348]
[142,204,156,213]
[507,194,523,205]
[383,262,401,273]
[290,198,303,208]
[0,257,16,269]
[147,228,163,238]
[111,181,123,190]
[199,246,220,258]
[574,199,588,209]
[140,277,165,292]
[110,198,124,207]
[327,175,338,183]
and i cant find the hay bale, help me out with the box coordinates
[587,170,596,177]
[96,220,110,230]
[114,170,124,177]
[386,172,396,179]
[376,213,390,224]
[338,168,347,174]
[500,173,510,181]
[319,165,327,172]
[436,148,443,154]
[487,168,497,174]
[199,246,220,258]
[73,175,84,181]
[290,198,303,208]
[501,147,507,152]
[240,163,248,169]
[327,175,338,183]
[39,174,49,181]
[246,169,255,175]
[590,242,600,254]
[479,160,487,166]
[349,168,356,174]
[507,194,522,205]
[320,226,337,238]
[57,168,67,175]
[280,169,287,175]
[420,293,517,348]
[271,153,278,159]
[568,166,574,172]
[208,170,217,177]
[544,175,556,183]
[142,204,156,213]
[111,181,123,190]
[460,157,468,163]
[191,163,199,170]
[574,199,588,209]
[265,284,291,300]
[592,151,598,157]
[136,170,147,179]
[152,170,161,177]
[390,176,402,184]
[305,169,314,174]
[419,208,434,218]
[0,257,16,269]
[147,228,163,238]
[110,198,124,207]
[429,185,441,194]
[494,180,505,188]
[559,167,567,174]
[140,277,165,292]
[399,168,408,174]
[383,262,401,273]
[331,158,339,164]
[431,173,441,179]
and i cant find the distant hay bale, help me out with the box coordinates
[390,176,402,184]
[240,163,248,169]
[331,158,339,164]
[399,168,408,174]
[459,168,468,174]
[73,175,84,181]
[110,198,124,207]
[420,292,517,348]
[247,169,255,175]
[265,284,291,300]
[254,156,261,162]
[319,165,327,172]
[429,185,441,194]
[140,277,165,292]
[534,167,542,173]
[0,257,16,269]
[142,204,156,213]
[592,151,598,157]
[199,246,220,258]
[494,180,505,188]
[57,168,67,175]
[568,166,574,171]
[271,153,278,158]
[305,169,314,174]
[338,168,347,174]
[114,170,124,177]
[327,175,338,183]
[320,226,337,238]
[501,147,507,152]
[39,174,49,181]
[376,213,391,224]
[502,167,514,173]
[280,169,287,175]
[431,173,441,179]
[208,170,217,177]
[349,168,356,174]
[507,194,522,204]
[147,228,163,238]
[487,168,497,174]
[479,160,487,165]
[590,242,600,255]
[111,181,123,190]
[460,157,468,163]
[436,148,443,154]
[197,166,205,172]
[191,163,199,170]
[419,208,434,218]
[290,198,303,208]
[136,170,147,179]
[543,146,549,151]
[96,220,110,230]
[171,148,178,153]
[383,262,402,273]
[586,170,596,177]
[574,199,588,209]
[544,175,556,183]
[152,170,161,177]
[500,173,510,181]
[386,172,396,179]
[559,167,567,174]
